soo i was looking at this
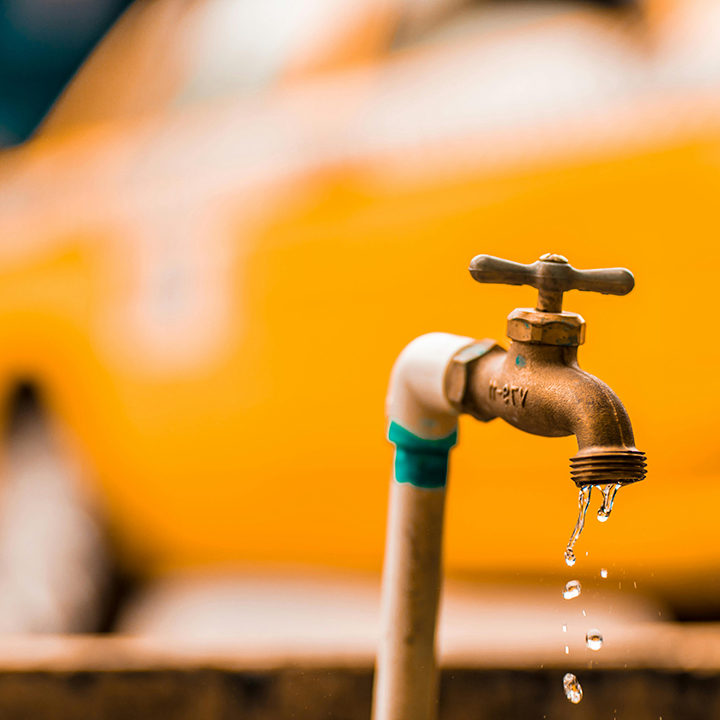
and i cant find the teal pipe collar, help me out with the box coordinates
[388,421,457,489]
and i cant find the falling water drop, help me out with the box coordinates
[563,673,583,704]
[600,568,608,579]
[562,624,567,632]
[565,645,569,655]
[562,580,582,600]
[586,629,603,651]
[565,486,592,565]
[598,483,621,522]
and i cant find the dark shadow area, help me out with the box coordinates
[2,379,140,633]
[0,0,132,146]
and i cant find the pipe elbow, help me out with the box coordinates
[386,332,478,440]
[386,333,482,490]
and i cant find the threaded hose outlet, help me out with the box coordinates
[570,449,647,488]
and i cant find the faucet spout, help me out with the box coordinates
[561,347,646,487]
[461,342,646,488]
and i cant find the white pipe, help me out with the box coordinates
[373,332,478,720]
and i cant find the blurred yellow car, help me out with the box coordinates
[0,0,717,615]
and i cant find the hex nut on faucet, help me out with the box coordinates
[444,339,502,421]
[507,308,586,346]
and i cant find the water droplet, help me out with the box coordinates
[563,580,582,600]
[562,624,567,632]
[586,629,603,651]
[598,483,621,522]
[565,645,569,654]
[563,673,583,704]
[564,486,593,565]
[600,568,608,579]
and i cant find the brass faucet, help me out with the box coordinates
[447,253,646,488]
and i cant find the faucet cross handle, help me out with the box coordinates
[469,253,635,313]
